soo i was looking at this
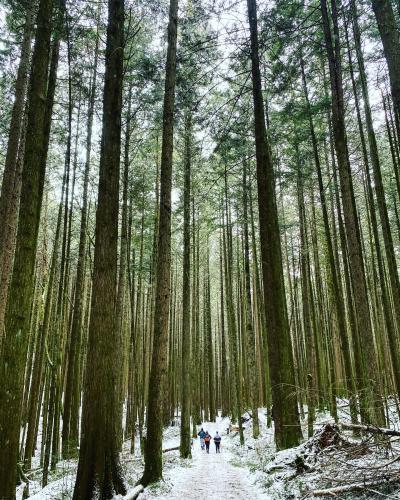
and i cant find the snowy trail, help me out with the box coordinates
[140,417,265,500]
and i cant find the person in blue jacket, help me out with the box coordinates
[198,427,206,450]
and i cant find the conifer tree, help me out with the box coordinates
[73,0,126,496]
[140,0,179,485]
[246,0,302,449]
[0,0,54,494]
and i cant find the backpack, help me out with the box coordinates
[204,435,211,443]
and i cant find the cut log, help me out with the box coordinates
[312,474,400,497]
[123,485,144,500]
[340,422,400,437]
[162,446,180,453]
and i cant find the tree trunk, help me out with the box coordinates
[0,6,34,345]
[371,0,400,137]
[0,0,54,494]
[246,0,302,449]
[296,149,317,437]
[115,82,132,448]
[320,0,384,425]
[72,0,126,497]
[205,243,216,421]
[24,160,67,470]
[242,162,259,438]
[62,6,100,458]
[300,56,357,423]
[350,0,400,397]
[223,173,244,445]
[140,0,178,486]
[180,110,192,458]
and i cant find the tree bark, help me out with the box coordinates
[300,56,357,423]
[320,0,384,425]
[242,162,259,438]
[246,0,302,449]
[0,6,34,346]
[62,6,100,458]
[140,0,178,486]
[205,242,216,422]
[295,148,317,437]
[371,0,400,138]
[72,0,126,497]
[180,110,192,458]
[350,1,400,397]
[0,0,54,495]
[115,82,132,448]
[223,173,244,445]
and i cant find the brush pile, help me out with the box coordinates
[232,415,400,498]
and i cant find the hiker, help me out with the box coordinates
[214,431,221,453]
[198,427,206,450]
[204,431,212,453]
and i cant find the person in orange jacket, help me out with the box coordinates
[204,431,212,453]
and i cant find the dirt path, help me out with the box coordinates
[140,419,264,500]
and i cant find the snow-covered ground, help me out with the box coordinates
[21,402,400,498]
[26,414,267,499]
[140,416,266,499]
[229,403,400,499]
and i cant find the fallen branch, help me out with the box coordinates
[123,485,144,500]
[162,446,180,453]
[340,422,400,437]
[333,454,400,471]
[312,474,400,497]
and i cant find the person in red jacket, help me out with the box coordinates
[204,431,212,453]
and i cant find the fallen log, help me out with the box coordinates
[312,474,400,497]
[340,422,400,437]
[162,445,180,453]
[123,485,144,500]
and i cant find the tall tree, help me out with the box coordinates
[246,0,302,449]
[0,5,34,343]
[300,55,357,423]
[242,162,260,438]
[180,110,192,458]
[371,0,400,137]
[139,0,179,485]
[0,0,54,495]
[350,0,400,398]
[320,0,384,424]
[72,0,126,497]
[62,5,100,458]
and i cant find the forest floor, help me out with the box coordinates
[26,415,264,500]
[24,402,400,499]
[138,416,265,500]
